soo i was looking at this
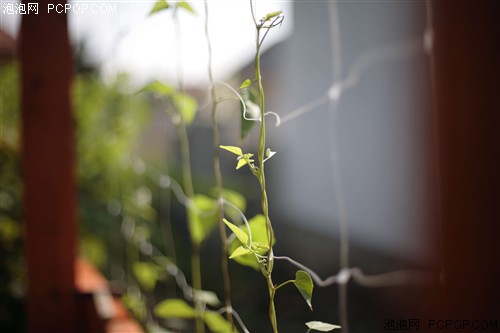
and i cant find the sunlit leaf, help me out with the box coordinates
[306,321,341,331]
[149,0,170,15]
[138,80,174,96]
[220,145,243,156]
[177,1,195,14]
[239,79,252,89]
[229,246,252,259]
[262,10,283,23]
[236,158,249,170]
[223,218,249,246]
[133,262,161,291]
[154,299,196,318]
[229,214,274,270]
[204,311,236,333]
[173,93,197,125]
[188,194,217,245]
[294,270,314,310]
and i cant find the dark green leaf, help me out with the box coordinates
[294,270,314,310]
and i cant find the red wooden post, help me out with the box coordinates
[19,1,77,331]
[430,0,499,324]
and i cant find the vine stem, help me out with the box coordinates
[252,5,278,331]
[204,1,234,329]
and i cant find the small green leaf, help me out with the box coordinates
[149,0,170,15]
[138,80,174,96]
[204,311,236,333]
[294,270,314,310]
[223,218,249,246]
[154,299,196,318]
[177,1,195,14]
[229,246,252,259]
[262,10,283,23]
[266,148,276,159]
[133,262,161,291]
[220,145,243,156]
[173,93,197,125]
[306,321,341,331]
[240,79,252,89]
[236,158,249,170]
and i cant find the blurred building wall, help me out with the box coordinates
[260,1,432,261]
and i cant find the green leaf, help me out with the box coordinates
[239,79,252,89]
[223,218,249,246]
[188,194,218,245]
[177,1,195,14]
[294,270,314,310]
[133,262,161,291]
[229,246,252,259]
[173,93,197,125]
[229,214,275,270]
[306,321,341,331]
[240,88,259,140]
[138,80,174,96]
[149,0,170,15]
[262,10,283,23]
[204,311,236,333]
[236,158,249,170]
[220,145,243,156]
[154,299,196,318]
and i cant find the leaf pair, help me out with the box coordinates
[149,0,195,16]
[224,215,274,270]
[155,299,236,333]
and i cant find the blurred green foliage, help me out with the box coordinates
[0,62,151,331]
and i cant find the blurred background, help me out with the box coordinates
[1,1,498,333]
